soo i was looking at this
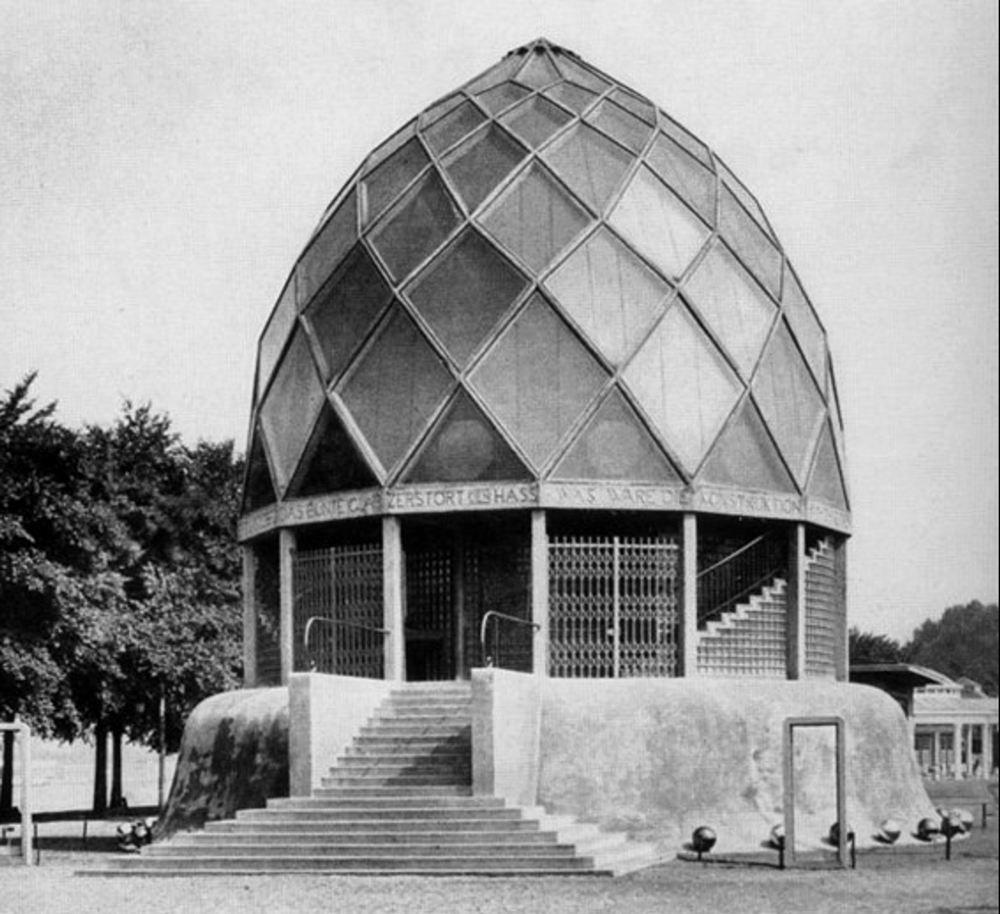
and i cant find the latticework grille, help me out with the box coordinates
[405,546,455,680]
[548,535,680,678]
[293,542,384,677]
[254,545,282,686]
[804,538,841,678]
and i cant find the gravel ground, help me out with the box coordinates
[2,817,996,914]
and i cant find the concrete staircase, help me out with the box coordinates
[90,682,659,876]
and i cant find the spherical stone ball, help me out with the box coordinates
[769,823,786,849]
[917,816,940,840]
[878,818,902,844]
[691,825,717,853]
[829,821,854,844]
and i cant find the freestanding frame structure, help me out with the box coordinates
[238,38,851,691]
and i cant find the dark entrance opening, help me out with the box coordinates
[403,513,531,681]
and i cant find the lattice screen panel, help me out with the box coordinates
[804,537,840,678]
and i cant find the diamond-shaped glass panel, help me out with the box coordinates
[420,94,463,129]
[782,263,826,386]
[404,391,531,484]
[470,294,607,468]
[260,327,328,493]
[297,189,357,307]
[659,111,712,167]
[369,170,461,282]
[501,95,573,149]
[543,123,633,214]
[553,389,680,483]
[587,100,653,154]
[753,321,826,486]
[339,306,453,474]
[516,50,562,89]
[463,54,524,95]
[243,426,277,511]
[719,186,782,299]
[442,124,527,214]
[476,81,531,115]
[408,229,528,366]
[647,133,716,225]
[698,397,796,493]
[807,419,848,510]
[423,100,487,156]
[546,227,670,366]
[610,166,710,280]
[362,137,430,227]
[611,88,655,124]
[683,241,776,378]
[718,160,774,240]
[287,402,378,497]
[545,81,599,115]
[624,303,742,472]
[303,245,392,382]
[257,277,297,400]
[556,56,610,94]
[479,163,591,274]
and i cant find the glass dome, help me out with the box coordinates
[242,39,848,532]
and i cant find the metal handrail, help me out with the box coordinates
[696,533,768,580]
[303,616,389,673]
[696,532,786,625]
[479,611,540,669]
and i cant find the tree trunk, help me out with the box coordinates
[0,731,13,815]
[92,721,108,814]
[110,727,124,808]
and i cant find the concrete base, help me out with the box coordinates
[533,677,937,854]
[158,687,289,836]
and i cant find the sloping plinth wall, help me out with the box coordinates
[157,687,289,837]
[532,677,935,853]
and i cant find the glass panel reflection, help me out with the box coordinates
[369,170,461,282]
[362,137,430,226]
[408,229,527,366]
[424,100,487,156]
[587,100,652,153]
[610,166,709,280]
[807,420,848,510]
[442,124,527,213]
[476,81,531,115]
[304,245,392,382]
[647,133,716,225]
[546,227,669,366]
[624,303,742,472]
[516,50,562,89]
[545,81,599,115]
[782,263,827,386]
[404,391,531,483]
[556,55,610,94]
[753,321,825,485]
[611,88,655,124]
[479,163,591,274]
[244,427,277,511]
[297,189,357,307]
[698,397,796,493]
[260,327,328,492]
[683,241,776,378]
[339,305,453,473]
[719,186,782,299]
[469,294,607,468]
[717,160,774,240]
[553,389,680,482]
[659,111,712,167]
[288,403,378,497]
[257,277,297,400]
[501,95,573,149]
[543,123,633,214]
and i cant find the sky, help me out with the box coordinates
[2,1,997,642]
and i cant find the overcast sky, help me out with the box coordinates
[2,1,997,642]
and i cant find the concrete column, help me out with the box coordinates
[786,523,807,680]
[241,545,258,688]
[383,516,405,681]
[952,721,962,777]
[681,513,698,677]
[531,510,549,677]
[932,729,941,778]
[278,528,296,685]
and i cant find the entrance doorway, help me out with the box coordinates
[403,517,531,681]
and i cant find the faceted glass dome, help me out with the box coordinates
[243,39,849,523]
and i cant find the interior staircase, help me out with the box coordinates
[88,682,659,876]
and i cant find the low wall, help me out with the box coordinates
[157,687,289,836]
[289,673,394,796]
[534,678,937,853]
[471,668,541,807]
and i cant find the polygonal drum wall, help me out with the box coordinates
[244,38,849,523]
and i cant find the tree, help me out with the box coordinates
[848,626,905,665]
[904,601,998,696]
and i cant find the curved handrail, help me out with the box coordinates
[696,533,768,579]
[479,611,540,669]
[696,532,786,625]
[303,616,389,673]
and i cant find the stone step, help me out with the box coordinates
[334,755,470,770]
[267,794,491,810]
[240,807,521,823]
[207,817,542,835]
[147,842,578,858]
[314,784,472,797]
[193,828,555,844]
[358,725,471,739]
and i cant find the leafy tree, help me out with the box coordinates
[848,627,905,665]
[904,601,998,696]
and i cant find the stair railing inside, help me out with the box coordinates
[696,532,787,628]
[479,611,540,671]
[303,616,389,677]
